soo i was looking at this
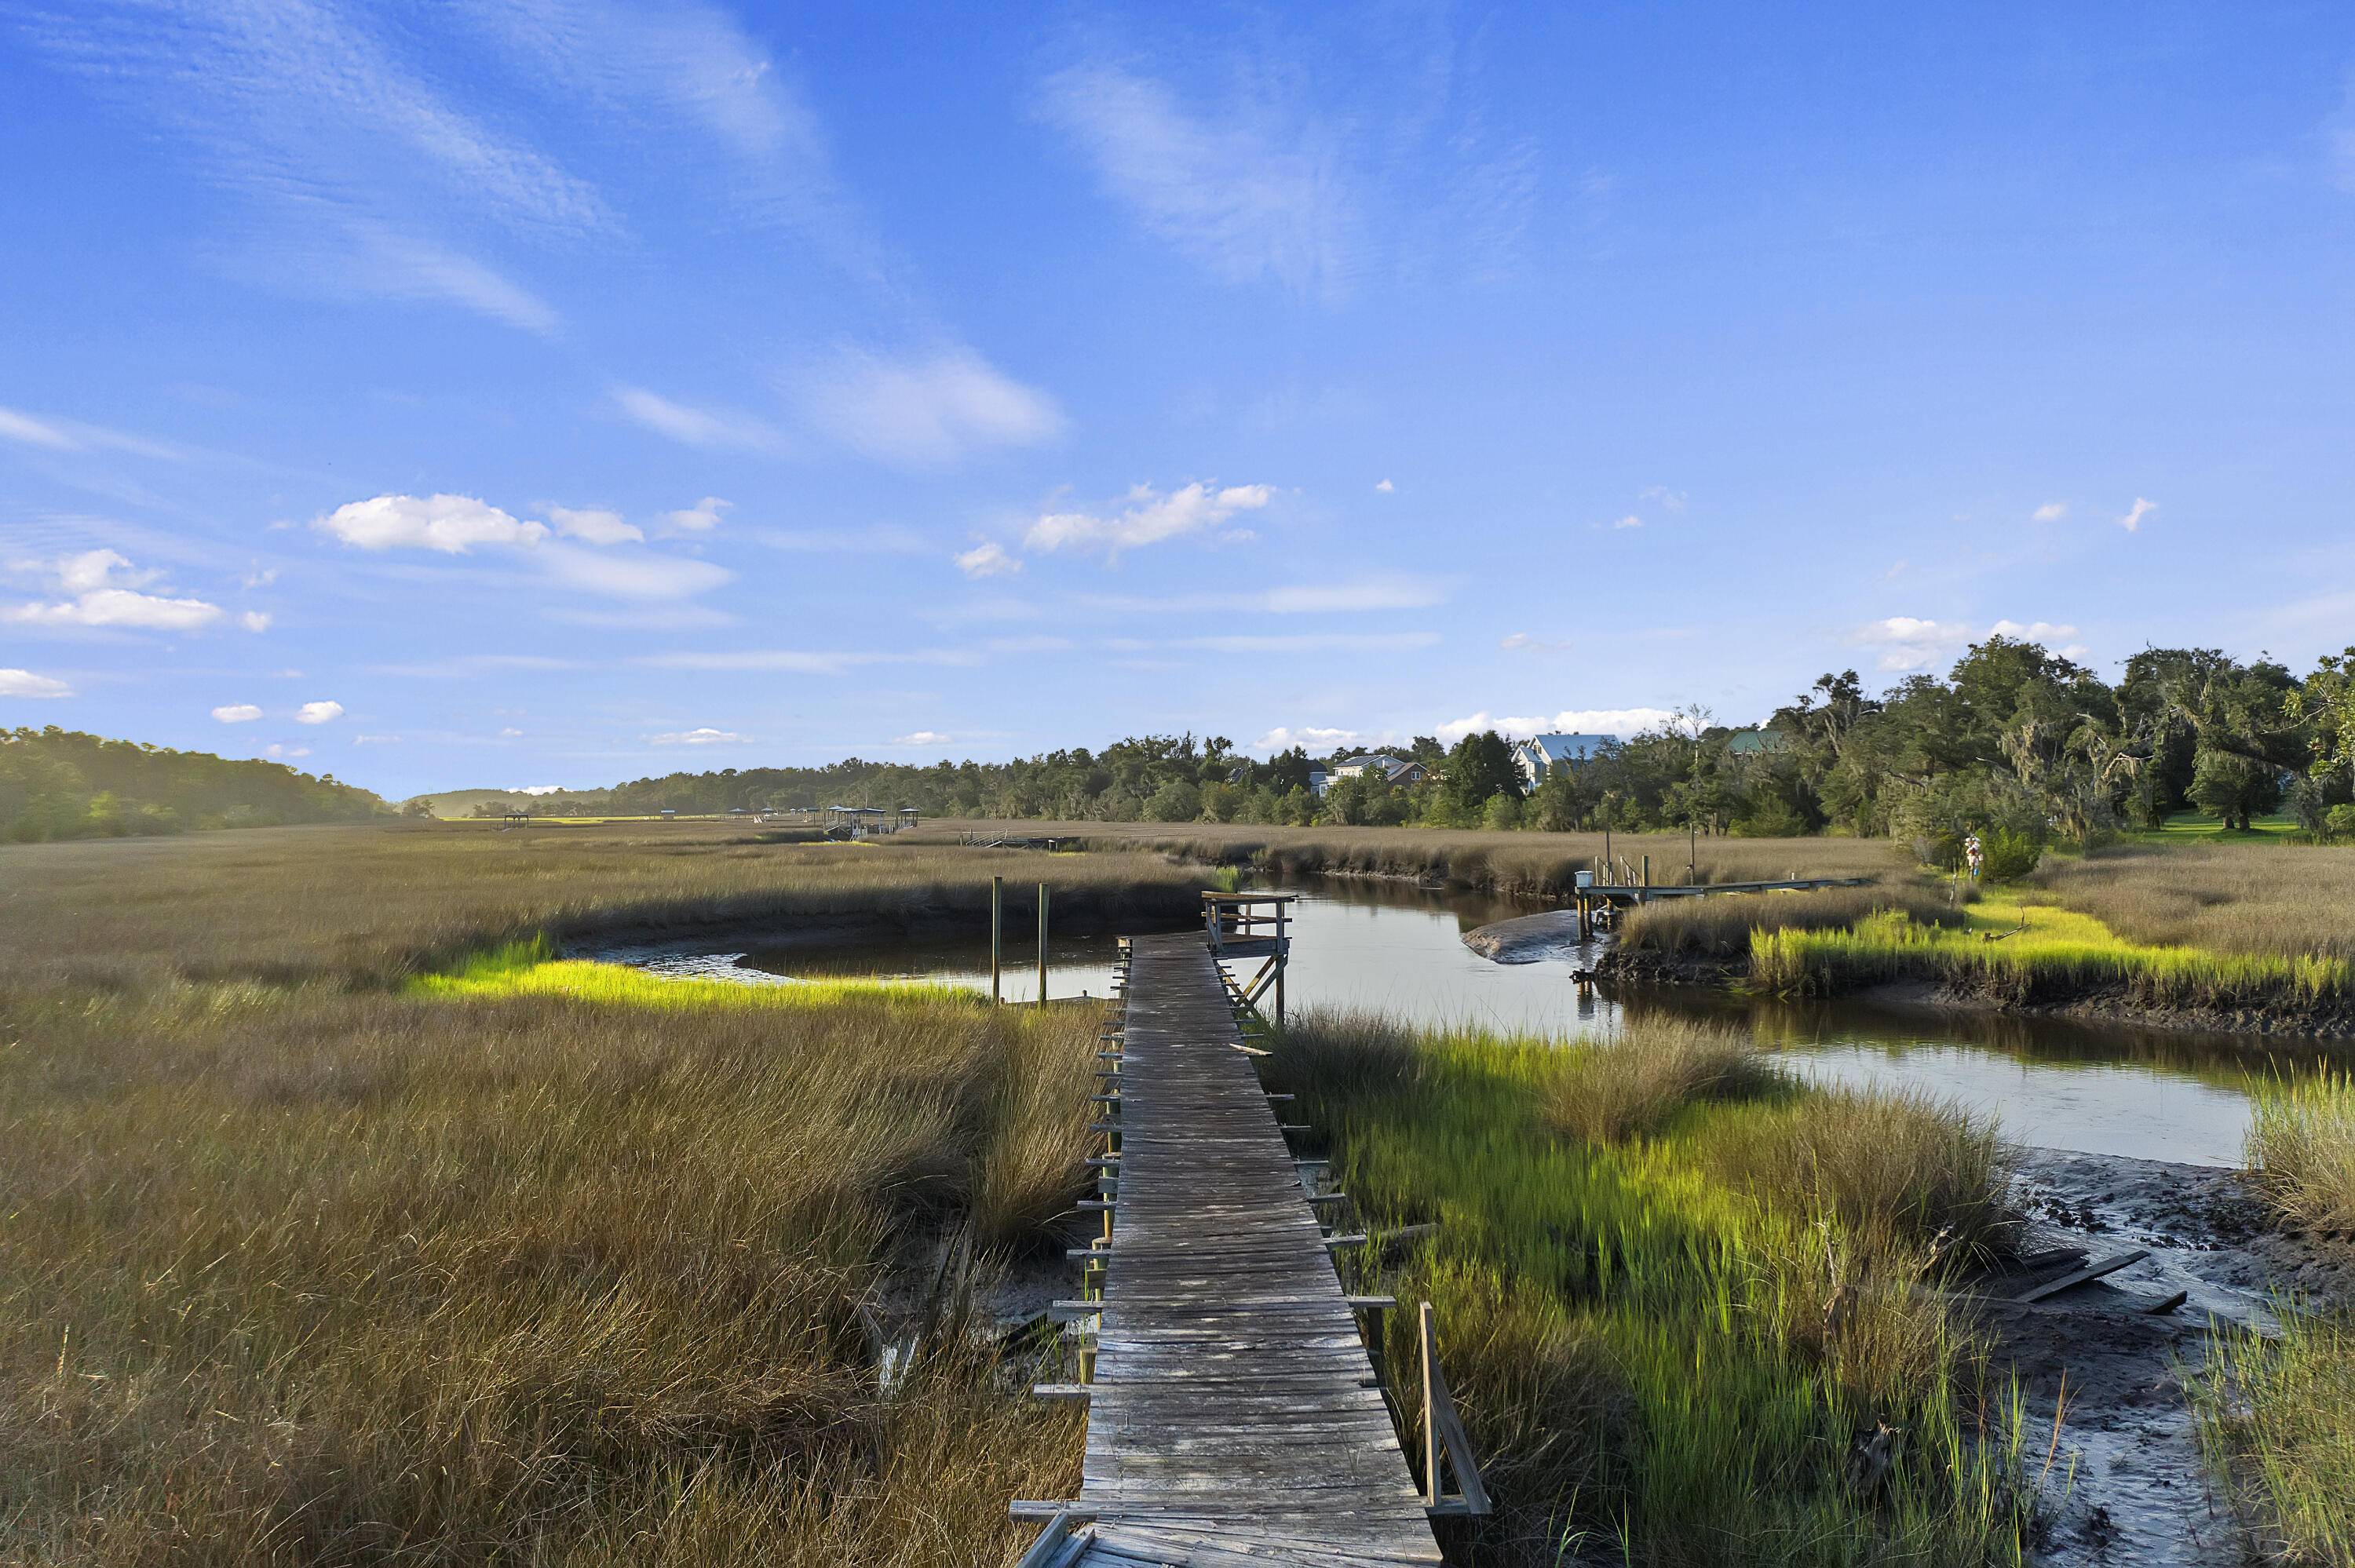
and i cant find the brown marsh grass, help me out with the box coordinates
[2036,841,2355,964]
[918,820,1904,901]
[0,978,1096,1564]
[1616,881,1968,960]
[0,819,1199,990]
[1543,1014,1779,1142]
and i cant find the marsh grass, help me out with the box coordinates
[2194,1312,2355,1567]
[1269,1010,2032,1564]
[0,819,1201,990]
[2034,841,2355,965]
[1617,883,1968,961]
[0,976,1096,1563]
[2246,1070,2355,1233]
[1543,1015,1780,1143]
[1751,892,2355,1014]
[916,820,1903,901]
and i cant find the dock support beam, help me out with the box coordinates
[991,876,1003,1005]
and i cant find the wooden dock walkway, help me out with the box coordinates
[1017,931,1444,1567]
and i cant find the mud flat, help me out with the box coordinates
[1985,1150,2348,1568]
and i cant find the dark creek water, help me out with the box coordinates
[619,874,2324,1169]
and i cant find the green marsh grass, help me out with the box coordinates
[1616,883,1967,962]
[2246,1070,2355,1233]
[1751,892,2355,1013]
[2195,1312,2355,1567]
[1269,1010,2033,1565]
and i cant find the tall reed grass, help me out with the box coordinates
[0,978,1096,1563]
[1269,1010,2033,1564]
[2035,841,2355,965]
[2195,1312,2355,1567]
[2246,1070,2355,1233]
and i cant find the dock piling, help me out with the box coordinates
[1036,882,1049,1010]
[991,876,1003,1005]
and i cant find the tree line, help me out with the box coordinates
[1,727,386,842]
[484,638,2355,855]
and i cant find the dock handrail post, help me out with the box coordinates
[1275,901,1287,1026]
[1419,1302,1440,1508]
[1602,826,1611,882]
[991,877,1003,1005]
[1037,883,1050,1011]
[1642,855,1649,899]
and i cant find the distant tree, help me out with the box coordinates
[1142,779,1201,822]
[2188,749,2280,831]
[1442,731,1520,820]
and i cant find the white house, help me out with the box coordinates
[1329,753,1428,789]
[1510,733,1612,790]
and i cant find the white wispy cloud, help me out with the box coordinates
[1610,514,1644,531]
[955,541,1020,578]
[319,494,549,552]
[19,1,604,330]
[548,505,644,545]
[648,727,749,746]
[1499,632,1572,653]
[891,731,951,746]
[612,386,786,453]
[1259,579,1443,613]
[2119,498,2156,532]
[1039,62,1356,299]
[791,348,1063,467]
[1438,709,1675,742]
[265,743,311,759]
[211,703,263,723]
[1374,478,1394,493]
[2032,501,2068,522]
[538,544,732,602]
[7,550,223,632]
[295,700,345,725]
[1638,486,1689,513]
[0,668,75,699]
[0,404,183,459]
[240,611,272,633]
[1027,482,1272,556]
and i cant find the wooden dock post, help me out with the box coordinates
[991,876,1003,1005]
[1037,882,1050,1010]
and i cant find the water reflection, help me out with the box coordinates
[625,873,2350,1168]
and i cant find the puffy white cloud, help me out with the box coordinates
[1252,725,1392,754]
[318,493,548,552]
[6,551,222,633]
[499,727,524,738]
[612,386,784,453]
[1437,709,1676,743]
[548,505,644,545]
[211,703,264,723]
[295,700,345,724]
[892,731,951,746]
[660,497,731,533]
[1374,478,1394,493]
[1849,616,2084,672]
[954,541,1020,578]
[12,587,224,631]
[648,727,748,745]
[265,744,310,759]
[511,783,565,794]
[2032,501,2068,522]
[794,348,1064,467]
[1611,514,1643,530]
[0,668,74,698]
[1026,481,1272,556]
[2120,497,2156,532]
[240,611,273,632]
[539,545,732,600]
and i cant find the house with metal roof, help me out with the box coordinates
[1510,732,1612,789]
[1723,727,1793,760]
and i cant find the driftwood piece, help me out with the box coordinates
[2015,1249,2152,1304]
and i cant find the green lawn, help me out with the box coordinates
[2126,810,2302,843]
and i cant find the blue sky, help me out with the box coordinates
[4,2,2353,799]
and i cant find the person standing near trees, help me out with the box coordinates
[1964,832,1984,882]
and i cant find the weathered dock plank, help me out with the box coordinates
[1028,930,1442,1566]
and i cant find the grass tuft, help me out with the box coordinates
[1617,881,1966,961]
[2246,1070,2355,1234]
[2195,1311,2355,1567]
